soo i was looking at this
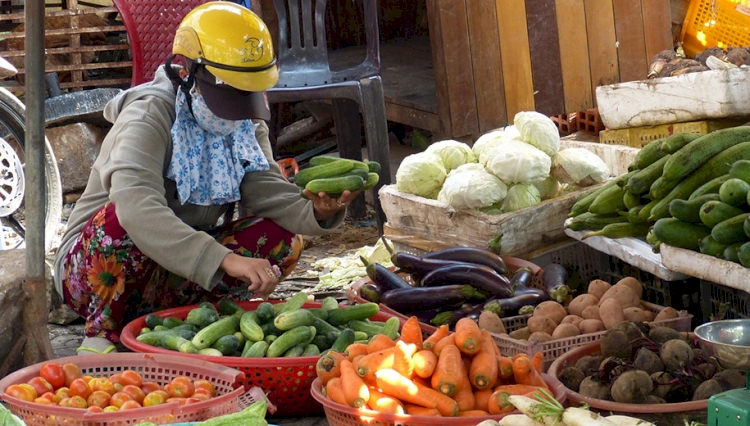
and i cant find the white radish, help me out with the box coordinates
[506,395,564,426]
[475,420,501,426]
[562,407,618,426]
[605,415,656,426]
[497,414,545,426]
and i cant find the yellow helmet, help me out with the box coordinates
[172,2,278,92]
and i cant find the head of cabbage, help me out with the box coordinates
[502,183,541,212]
[437,163,508,210]
[395,152,447,199]
[513,111,560,157]
[483,139,551,184]
[472,126,520,163]
[425,139,477,172]
[550,148,611,186]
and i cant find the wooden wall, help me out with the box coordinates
[427,0,673,139]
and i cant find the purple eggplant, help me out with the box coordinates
[381,237,469,278]
[509,267,534,290]
[483,287,550,317]
[420,264,513,298]
[423,246,507,275]
[542,263,570,303]
[430,304,483,327]
[359,282,382,303]
[380,285,487,312]
[360,256,412,291]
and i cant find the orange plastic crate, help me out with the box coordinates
[680,0,750,59]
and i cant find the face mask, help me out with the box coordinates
[189,89,239,136]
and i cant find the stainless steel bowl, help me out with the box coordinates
[695,319,750,370]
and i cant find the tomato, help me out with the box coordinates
[53,387,71,403]
[165,377,194,398]
[87,406,104,413]
[103,405,119,412]
[33,397,54,405]
[140,381,160,394]
[118,400,142,410]
[5,384,35,402]
[109,392,133,408]
[69,395,88,409]
[166,397,187,406]
[62,363,82,387]
[121,385,146,404]
[192,379,215,397]
[192,388,212,398]
[58,397,73,407]
[184,397,203,405]
[87,390,111,409]
[68,378,92,400]
[119,370,143,388]
[142,390,168,407]
[91,378,116,396]
[40,391,56,402]
[27,377,54,397]
[39,363,65,390]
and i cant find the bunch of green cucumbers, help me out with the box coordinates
[294,155,381,197]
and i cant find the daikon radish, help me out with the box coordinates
[498,414,545,426]
[605,415,656,426]
[562,407,617,426]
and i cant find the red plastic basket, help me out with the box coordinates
[310,375,566,426]
[121,301,396,417]
[0,352,254,426]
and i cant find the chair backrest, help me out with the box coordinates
[112,0,210,86]
[272,0,380,88]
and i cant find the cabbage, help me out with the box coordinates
[395,152,447,199]
[472,126,520,161]
[502,183,541,212]
[532,176,560,200]
[437,163,507,210]
[551,148,611,186]
[425,139,477,172]
[514,111,560,156]
[483,139,551,184]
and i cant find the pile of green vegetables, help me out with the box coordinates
[293,156,380,197]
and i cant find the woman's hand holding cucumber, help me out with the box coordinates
[305,188,362,221]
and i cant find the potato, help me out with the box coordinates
[509,327,531,340]
[528,315,557,335]
[599,298,625,329]
[644,310,656,321]
[578,319,605,334]
[615,276,643,299]
[623,307,649,323]
[568,294,599,317]
[581,305,601,321]
[653,306,679,322]
[599,283,641,309]
[533,301,567,324]
[478,310,507,334]
[587,279,611,299]
[561,315,584,328]
[552,323,581,339]
[528,332,553,343]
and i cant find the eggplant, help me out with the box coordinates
[422,246,507,275]
[398,308,443,324]
[379,285,487,312]
[483,287,549,318]
[509,267,533,290]
[541,263,570,303]
[430,303,483,327]
[420,264,513,298]
[358,282,382,303]
[360,256,412,291]
[381,237,468,278]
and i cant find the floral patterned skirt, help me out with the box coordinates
[61,202,304,342]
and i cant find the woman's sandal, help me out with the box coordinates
[76,336,118,356]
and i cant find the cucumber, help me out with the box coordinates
[162,317,185,329]
[689,175,731,200]
[625,155,670,195]
[712,213,750,245]
[730,159,750,184]
[663,127,750,181]
[311,335,330,351]
[699,235,729,257]
[162,333,198,354]
[739,241,750,267]
[264,334,278,345]
[277,292,309,316]
[330,328,355,353]
[261,321,283,337]
[312,317,342,340]
[363,173,380,190]
[307,308,329,321]
[365,161,381,173]
[140,327,151,334]
[344,168,370,181]
[217,298,245,316]
[725,242,744,263]
[720,178,750,207]
[353,331,369,341]
[321,297,339,311]
[294,160,354,188]
[197,348,224,357]
[588,184,626,215]
[347,320,384,338]
[186,307,219,329]
[581,222,651,240]
[199,301,218,312]
[274,309,315,331]
[305,175,365,196]
[626,206,646,224]
[309,155,369,171]
[242,340,270,358]
[629,138,666,171]
[660,132,702,154]
[653,218,711,251]
[567,213,629,231]
[240,311,265,342]
[144,314,164,329]
[266,326,314,358]
[569,172,637,217]
[622,191,642,209]
[381,317,401,340]
[649,176,680,200]
[152,325,169,332]
[700,201,746,229]
[327,303,380,326]
[211,334,241,355]
[283,343,307,357]
[171,323,199,333]
[668,194,720,223]
[302,344,321,356]
[638,199,660,222]
[136,329,195,347]
[255,302,275,323]
[192,315,240,350]
[233,331,245,347]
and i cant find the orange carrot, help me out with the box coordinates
[375,368,459,417]
[430,344,466,397]
[356,341,417,382]
[412,375,432,389]
[462,357,472,376]
[401,316,424,349]
[453,384,475,412]
[454,318,482,355]
[457,410,490,417]
[339,359,370,408]
[487,389,516,415]
[512,355,548,389]
[403,404,441,417]
[366,334,395,354]
[351,354,365,364]
[324,377,347,406]
[532,352,544,374]
[412,349,438,378]
[493,384,546,395]
[367,388,405,415]
[316,351,345,385]
[498,356,514,379]
[473,389,493,412]
[469,331,499,390]
[345,343,369,361]
[432,333,456,357]
[423,325,449,350]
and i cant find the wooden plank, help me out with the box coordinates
[641,0,673,63]
[525,0,564,116]
[496,0,535,122]
[435,0,478,137]
[555,0,593,113]
[425,0,452,138]
[612,0,648,82]
[385,102,441,134]
[466,0,507,132]
[584,0,619,99]
[661,244,750,294]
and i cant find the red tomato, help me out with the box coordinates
[165,377,194,398]
[62,363,82,387]
[109,392,133,408]
[5,384,35,402]
[53,387,71,403]
[68,378,92,400]
[119,370,143,388]
[192,379,216,397]
[33,397,54,405]
[58,397,73,407]
[166,397,187,406]
[39,363,65,390]
[87,390,112,409]
[91,378,116,396]
[27,377,54,397]
[184,397,203,405]
[69,395,88,409]
[118,400,141,410]
[142,390,168,407]
[87,406,104,413]
[121,385,146,404]
[140,381,160,394]
[40,391,56,402]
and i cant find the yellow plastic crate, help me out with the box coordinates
[680,0,750,59]
[598,119,747,147]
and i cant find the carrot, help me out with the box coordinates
[462,357,472,376]
[498,356,514,379]
[401,316,424,349]
[432,333,456,357]
[345,343,369,361]
[423,325,449,350]
[366,334,395,354]
[351,354,365,364]
[412,350,437,378]
[430,344,466,397]
[355,341,417,382]
[457,410,490,417]
[367,388,405,415]
[512,355,548,389]
[339,359,370,408]
[473,389,493,412]
[412,375,432,389]
[324,377,347,406]
[453,384,475,412]
[454,317,482,355]
[487,389,516,415]
[316,351,345,385]
[531,352,543,374]
[375,368,459,417]
[469,330,499,390]
[403,404,441,417]
[493,384,546,395]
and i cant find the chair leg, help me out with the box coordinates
[331,98,367,220]
[359,76,391,235]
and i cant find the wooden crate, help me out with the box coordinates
[599,119,749,148]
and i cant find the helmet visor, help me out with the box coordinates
[194,66,271,121]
